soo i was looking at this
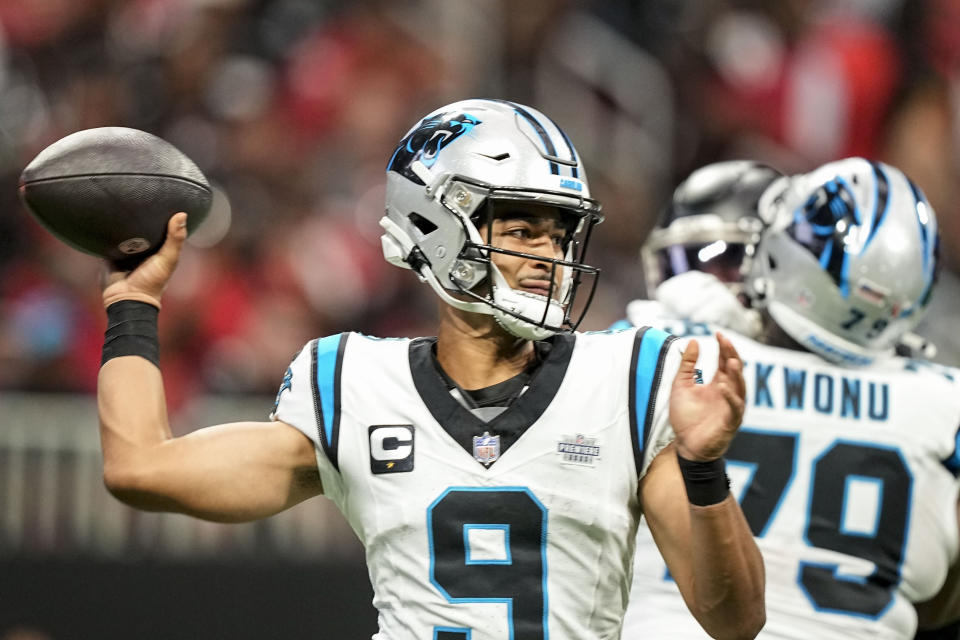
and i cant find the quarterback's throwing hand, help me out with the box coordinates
[669,332,746,461]
[101,212,188,309]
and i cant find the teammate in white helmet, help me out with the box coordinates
[94,99,764,639]
[621,158,960,640]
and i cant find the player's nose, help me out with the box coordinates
[527,234,560,261]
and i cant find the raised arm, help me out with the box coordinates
[640,333,765,640]
[98,213,321,523]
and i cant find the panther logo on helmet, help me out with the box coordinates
[387,112,481,183]
[792,177,861,297]
[790,169,897,299]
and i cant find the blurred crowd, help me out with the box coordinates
[1,0,958,413]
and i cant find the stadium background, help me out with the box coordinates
[0,0,958,638]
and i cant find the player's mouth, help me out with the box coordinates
[518,278,554,298]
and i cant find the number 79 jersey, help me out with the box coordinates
[273,328,681,640]
[623,322,960,640]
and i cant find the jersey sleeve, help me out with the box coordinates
[629,327,681,478]
[270,340,317,441]
[271,333,349,479]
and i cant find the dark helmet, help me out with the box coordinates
[641,160,783,298]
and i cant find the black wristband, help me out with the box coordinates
[677,454,730,507]
[102,300,159,367]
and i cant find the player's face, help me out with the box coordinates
[480,202,574,300]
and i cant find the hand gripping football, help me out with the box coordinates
[19,127,212,268]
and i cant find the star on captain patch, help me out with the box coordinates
[473,432,501,464]
[557,433,601,467]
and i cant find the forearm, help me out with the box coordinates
[97,295,171,469]
[98,355,181,510]
[642,445,765,639]
[687,494,766,639]
[98,356,172,461]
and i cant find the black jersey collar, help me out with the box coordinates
[408,334,575,466]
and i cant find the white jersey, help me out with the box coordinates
[621,312,960,640]
[273,328,681,640]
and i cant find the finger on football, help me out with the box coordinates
[141,212,188,277]
[135,211,188,290]
[101,213,188,309]
[157,212,188,263]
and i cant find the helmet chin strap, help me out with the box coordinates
[415,251,563,340]
[488,265,563,340]
[416,260,495,316]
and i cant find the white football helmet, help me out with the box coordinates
[750,157,940,366]
[380,99,603,339]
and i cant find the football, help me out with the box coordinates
[19,126,213,268]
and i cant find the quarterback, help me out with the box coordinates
[96,99,764,639]
[620,159,960,639]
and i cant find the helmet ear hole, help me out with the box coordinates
[461,245,485,261]
[767,254,777,271]
[408,212,438,236]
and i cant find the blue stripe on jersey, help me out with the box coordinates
[607,319,632,331]
[313,332,348,471]
[944,426,960,477]
[629,327,675,477]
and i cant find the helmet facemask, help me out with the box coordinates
[642,216,763,301]
[462,189,601,339]
[381,170,601,340]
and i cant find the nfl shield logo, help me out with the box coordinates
[473,432,501,464]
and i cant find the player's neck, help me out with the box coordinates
[435,304,537,391]
[761,311,809,353]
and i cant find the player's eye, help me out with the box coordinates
[505,226,531,239]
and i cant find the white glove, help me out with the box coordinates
[655,271,762,338]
